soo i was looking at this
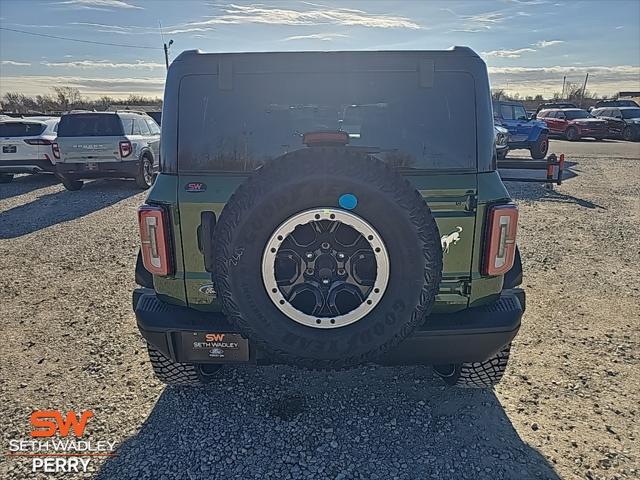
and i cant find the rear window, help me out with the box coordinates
[178,71,476,172]
[57,114,124,137]
[564,110,591,120]
[622,108,640,119]
[0,122,46,137]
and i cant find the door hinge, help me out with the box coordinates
[464,194,477,212]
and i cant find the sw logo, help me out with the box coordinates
[30,410,93,438]
[205,333,225,342]
[185,182,207,192]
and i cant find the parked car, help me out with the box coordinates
[0,116,59,183]
[535,102,577,115]
[54,111,160,191]
[592,99,639,109]
[590,106,640,141]
[495,124,509,159]
[134,48,526,389]
[493,100,549,159]
[537,108,607,141]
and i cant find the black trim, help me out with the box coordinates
[134,288,524,365]
[503,246,522,289]
[56,160,139,179]
[0,159,55,173]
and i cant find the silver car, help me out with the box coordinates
[54,111,160,191]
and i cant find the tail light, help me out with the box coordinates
[483,204,518,276]
[119,140,132,158]
[138,205,173,276]
[24,139,53,145]
[52,142,60,159]
[303,131,349,147]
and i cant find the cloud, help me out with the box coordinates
[488,65,640,96]
[444,9,507,32]
[533,39,564,48]
[41,59,164,69]
[482,48,537,58]
[0,75,164,98]
[177,3,421,32]
[464,12,506,24]
[1,60,31,66]
[54,0,142,9]
[282,32,350,42]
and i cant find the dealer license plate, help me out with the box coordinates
[181,332,250,362]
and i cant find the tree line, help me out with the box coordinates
[0,87,162,114]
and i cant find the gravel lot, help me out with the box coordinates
[1,139,638,480]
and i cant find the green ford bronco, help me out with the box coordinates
[133,47,525,388]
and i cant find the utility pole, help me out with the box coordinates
[561,76,566,99]
[580,73,589,107]
[163,39,173,70]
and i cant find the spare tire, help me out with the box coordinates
[213,148,442,368]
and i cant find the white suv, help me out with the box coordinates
[0,117,59,183]
[54,111,160,191]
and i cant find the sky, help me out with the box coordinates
[0,0,639,99]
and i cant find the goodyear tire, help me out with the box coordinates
[213,148,442,369]
[529,133,549,159]
[147,344,221,386]
[433,344,511,388]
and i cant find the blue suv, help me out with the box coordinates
[493,100,549,159]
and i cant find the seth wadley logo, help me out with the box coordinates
[7,410,116,473]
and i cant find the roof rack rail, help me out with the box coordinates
[113,109,148,115]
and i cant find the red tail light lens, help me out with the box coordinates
[483,204,518,276]
[303,131,349,146]
[52,142,60,159]
[138,205,173,276]
[119,140,132,158]
[24,139,53,145]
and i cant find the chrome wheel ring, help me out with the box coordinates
[262,208,389,329]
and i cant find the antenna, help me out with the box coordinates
[159,21,173,70]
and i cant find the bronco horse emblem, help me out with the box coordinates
[441,226,463,254]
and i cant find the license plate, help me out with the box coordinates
[181,332,250,362]
[2,145,17,153]
[85,162,98,171]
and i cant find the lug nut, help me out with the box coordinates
[322,279,330,285]
[305,252,314,259]
[321,242,330,250]
[337,252,345,259]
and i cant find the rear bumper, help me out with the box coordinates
[0,159,55,173]
[134,288,525,366]
[577,127,607,137]
[56,160,138,179]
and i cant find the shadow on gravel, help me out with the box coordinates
[505,180,605,210]
[0,179,139,239]
[97,366,560,480]
[0,174,59,201]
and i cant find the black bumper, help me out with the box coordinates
[0,159,55,173]
[134,289,525,366]
[56,161,138,179]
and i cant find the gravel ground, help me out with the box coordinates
[0,139,638,480]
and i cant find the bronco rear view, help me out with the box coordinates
[133,48,525,388]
